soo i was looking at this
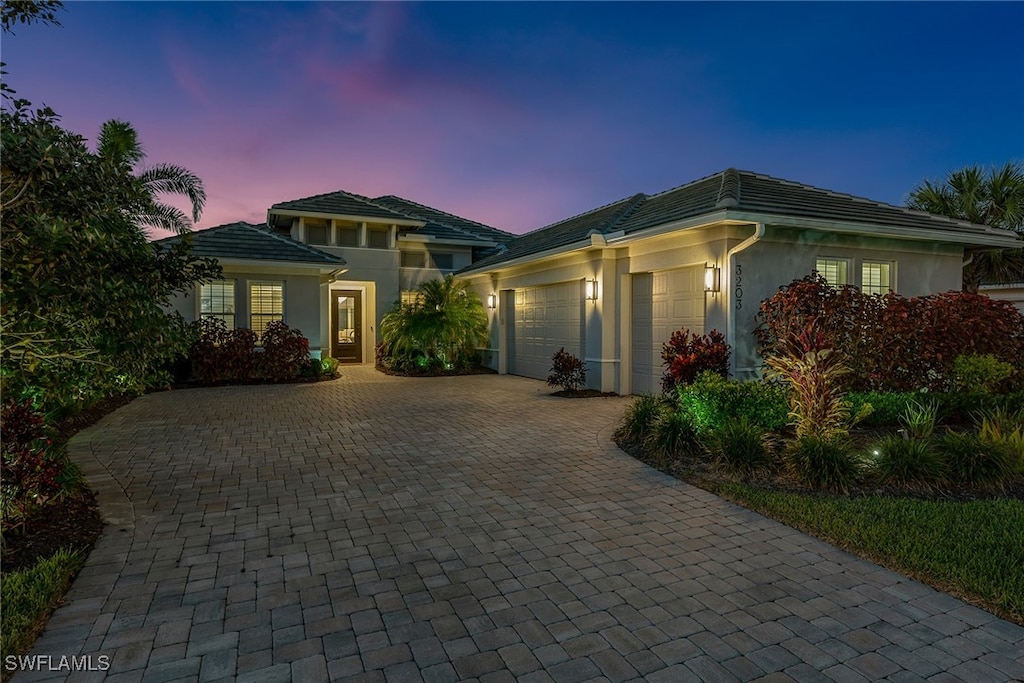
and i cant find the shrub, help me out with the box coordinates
[977,407,1024,466]
[259,321,311,381]
[646,408,700,466]
[764,325,866,440]
[848,391,918,428]
[547,348,587,392]
[618,395,664,443]
[901,400,938,440]
[675,372,790,433]
[706,417,774,478]
[871,435,946,489]
[319,356,340,377]
[755,273,1024,392]
[660,328,730,392]
[189,318,259,383]
[1,401,64,531]
[935,431,1018,489]
[785,435,862,493]
[953,354,1015,394]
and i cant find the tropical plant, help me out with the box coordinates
[547,348,587,392]
[900,400,939,440]
[952,354,1015,394]
[660,328,730,392]
[907,163,1024,292]
[977,407,1024,465]
[764,325,865,439]
[785,435,862,493]
[706,417,774,479]
[378,275,488,373]
[617,395,664,443]
[871,435,946,489]
[646,408,700,466]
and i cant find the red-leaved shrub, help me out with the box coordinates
[661,328,730,392]
[189,318,259,383]
[259,321,311,381]
[1,400,63,530]
[547,348,587,392]
[756,274,1024,391]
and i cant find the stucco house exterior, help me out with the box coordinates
[159,191,515,362]
[459,169,1021,393]
[160,169,1020,393]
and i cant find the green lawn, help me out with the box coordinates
[709,482,1024,624]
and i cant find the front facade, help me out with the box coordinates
[459,169,1020,393]
[160,169,1020,391]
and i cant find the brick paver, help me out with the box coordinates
[14,367,1024,681]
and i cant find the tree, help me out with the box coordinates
[907,163,1024,292]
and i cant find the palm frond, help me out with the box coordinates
[138,163,207,221]
[96,119,144,166]
[134,201,192,235]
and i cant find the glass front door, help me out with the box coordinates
[332,291,362,363]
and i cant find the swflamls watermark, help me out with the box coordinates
[4,654,111,672]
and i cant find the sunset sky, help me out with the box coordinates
[5,2,1022,237]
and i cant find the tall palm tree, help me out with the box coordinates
[907,162,1024,292]
[96,119,205,234]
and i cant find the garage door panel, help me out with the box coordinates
[511,282,582,380]
[631,267,705,395]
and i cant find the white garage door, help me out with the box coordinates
[631,267,705,395]
[511,282,582,380]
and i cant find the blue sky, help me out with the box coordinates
[5,1,1022,235]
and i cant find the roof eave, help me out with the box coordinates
[212,256,343,271]
[268,208,424,228]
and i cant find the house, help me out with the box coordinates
[159,191,515,362]
[160,169,1021,393]
[980,282,1024,313]
[457,169,1021,393]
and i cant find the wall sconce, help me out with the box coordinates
[585,278,599,302]
[704,265,721,293]
[486,293,497,309]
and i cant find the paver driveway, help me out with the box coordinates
[19,367,1024,682]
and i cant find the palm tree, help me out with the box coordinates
[907,162,1024,292]
[96,120,205,234]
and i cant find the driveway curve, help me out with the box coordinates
[20,366,1024,682]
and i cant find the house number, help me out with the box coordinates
[735,263,743,310]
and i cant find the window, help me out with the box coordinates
[862,261,892,295]
[431,253,454,271]
[250,281,283,338]
[306,219,329,245]
[400,251,426,268]
[367,227,389,249]
[815,258,849,286]
[200,280,235,328]
[336,224,358,247]
[400,290,423,308]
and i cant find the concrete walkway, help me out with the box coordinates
[18,367,1024,682]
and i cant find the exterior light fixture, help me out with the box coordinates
[704,265,721,293]
[585,278,599,301]
[487,293,497,309]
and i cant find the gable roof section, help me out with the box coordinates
[466,193,647,272]
[373,195,516,245]
[270,190,412,222]
[462,168,1018,273]
[155,222,344,265]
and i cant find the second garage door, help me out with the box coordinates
[631,267,705,395]
[510,282,583,380]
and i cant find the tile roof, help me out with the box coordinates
[154,222,344,265]
[462,168,1016,272]
[270,190,411,222]
[373,195,516,244]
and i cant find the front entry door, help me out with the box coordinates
[332,291,362,363]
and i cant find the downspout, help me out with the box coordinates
[726,222,766,377]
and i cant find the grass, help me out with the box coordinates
[708,481,1024,624]
[0,548,86,673]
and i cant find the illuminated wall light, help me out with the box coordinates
[585,278,599,301]
[487,293,497,309]
[704,265,721,293]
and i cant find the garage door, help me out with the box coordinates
[631,267,705,395]
[510,282,583,380]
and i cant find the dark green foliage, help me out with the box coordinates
[547,348,587,392]
[617,395,663,442]
[647,408,700,465]
[848,391,1024,428]
[711,483,1024,623]
[676,372,790,433]
[1,0,62,32]
[871,435,946,489]
[706,417,774,478]
[848,392,918,428]
[785,435,862,493]
[379,275,487,373]
[935,431,1018,489]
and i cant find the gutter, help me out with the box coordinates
[726,222,766,377]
